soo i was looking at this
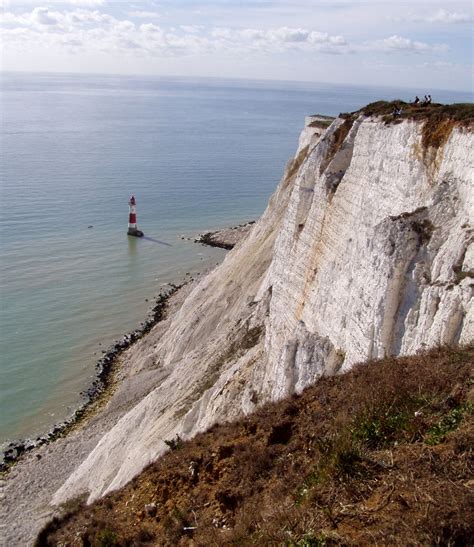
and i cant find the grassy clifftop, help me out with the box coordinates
[359,100,474,125]
[38,346,473,546]
[341,101,474,152]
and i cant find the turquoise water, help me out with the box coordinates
[0,73,471,445]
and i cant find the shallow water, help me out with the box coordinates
[0,73,470,445]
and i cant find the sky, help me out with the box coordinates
[1,0,473,91]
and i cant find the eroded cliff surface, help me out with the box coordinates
[54,109,473,505]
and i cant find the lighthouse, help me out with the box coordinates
[127,195,144,237]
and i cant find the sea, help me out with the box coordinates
[0,72,471,447]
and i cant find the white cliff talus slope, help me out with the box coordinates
[54,115,473,505]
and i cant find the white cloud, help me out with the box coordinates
[0,7,453,64]
[367,35,449,53]
[403,8,473,24]
[180,25,203,34]
[68,9,113,24]
[128,11,160,19]
[208,26,348,54]
[139,23,162,34]
[0,12,29,24]
[268,27,309,43]
[65,0,107,6]
[428,8,472,24]
[31,7,60,26]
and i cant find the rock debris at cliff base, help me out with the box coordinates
[194,221,256,250]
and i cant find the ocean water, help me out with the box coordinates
[0,73,471,445]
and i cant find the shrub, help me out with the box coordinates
[164,434,183,450]
[96,528,118,547]
[425,404,471,445]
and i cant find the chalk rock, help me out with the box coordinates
[53,114,473,505]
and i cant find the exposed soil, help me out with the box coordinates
[37,346,473,546]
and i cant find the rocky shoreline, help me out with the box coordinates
[1,220,256,471]
[193,221,255,250]
[0,284,182,472]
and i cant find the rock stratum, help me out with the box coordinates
[54,104,473,506]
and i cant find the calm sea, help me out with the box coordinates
[0,73,470,445]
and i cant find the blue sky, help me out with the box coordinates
[1,0,473,91]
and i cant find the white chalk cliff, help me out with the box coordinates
[54,112,473,505]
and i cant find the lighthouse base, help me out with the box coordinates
[127,228,144,237]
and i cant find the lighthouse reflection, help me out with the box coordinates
[127,235,138,256]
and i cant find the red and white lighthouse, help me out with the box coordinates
[127,195,144,237]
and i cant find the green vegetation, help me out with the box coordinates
[425,404,472,445]
[359,100,474,125]
[163,434,184,451]
[96,529,119,547]
[308,119,333,129]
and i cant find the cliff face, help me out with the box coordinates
[53,112,473,505]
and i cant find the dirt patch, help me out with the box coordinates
[37,346,473,546]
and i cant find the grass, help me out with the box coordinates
[355,101,474,153]
[309,119,334,129]
[96,528,119,546]
[36,345,473,546]
[360,101,474,125]
[425,404,472,445]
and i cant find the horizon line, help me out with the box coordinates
[1,69,472,97]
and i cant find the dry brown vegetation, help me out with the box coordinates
[359,101,474,152]
[37,346,473,546]
[309,119,334,129]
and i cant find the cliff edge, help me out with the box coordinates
[53,102,473,505]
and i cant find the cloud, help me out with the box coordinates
[31,7,60,26]
[139,23,162,34]
[269,27,309,43]
[180,25,203,33]
[0,7,451,63]
[367,35,449,53]
[427,8,472,24]
[209,26,348,54]
[402,8,473,24]
[65,0,107,6]
[128,11,160,19]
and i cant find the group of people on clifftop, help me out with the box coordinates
[413,94,432,106]
[392,95,431,118]
[392,94,433,118]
